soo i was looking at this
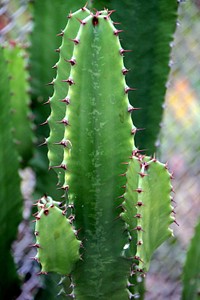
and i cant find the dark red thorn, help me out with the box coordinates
[121,185,126,189]
[65,58,76,66]
[120,48,132,56]
[113,22,121,25]
[82,3,88,11]
[134,256,143,263]
[43,97,51,105]
[55,48,60,53]
[37,271,48,276]
[76,18,86,25]
[40,120,48,126]
[52,63,57,69]
[38,139,47,147]
[132,225,144,232]
[34,231,39,236]
[170,197,176,203]
[125,86,137,94]
[116,203,123,209]
[44,209,49,216]
[62,78,75,85]
[107,9,116,17]
[69,38,79,45]
[128,105,141,112]
[57,118,69,126]
[54,140,69,147]
[171,187,175,193]
[122,68,129,75]
[134,188,143,193]
[137,240,143,246]
[174,219,179,226]
[32,212,38,217]
[135,201,144,207]
[52,164,67,170]
[30,243,40,248]
[134,214,142,219]
[171,210,176,214]
[138,172,148,178]
[61,97,70,104]
[57,185,69,191]
[118,194,124,199]
[57,30,64,37]
[46,79,55,86]
[114,29,123,36]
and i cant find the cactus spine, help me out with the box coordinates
[34,8,175,299]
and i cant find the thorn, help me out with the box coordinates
[137,240,143,246]
[37,271,48,276]
[52,164,67,170]
[128,105,141,112]
[131,127,145,135]
[69,38,79,45]
[125,86,137,94]
[57,185,69,191]
[135,201,144,207]
[121,162,129,165]
[119,173,126,177]
[113,22,121,25]
[134,188,143,193]
[52,63,58,69]
[132,226,144,232]
[61,97,70,104]
[46,79,55,86]
[68,11,72,19]
[43,97,51,105]
[57,30,64,37]
[40,120,48,126]
[76,18,86,25]
[107,9,116,18]
[30,243,40,248]
[114,29,123,36]
[82,2,88,11]
[122,68,129,75]
[134,256,143,263]
[174,219,179,226]
[118,194,124,199]
[138,172,148,178]
[57,118,69,126]
[54,140,71,148]
[65,58,76,66]
[55,48,60,53]
[120,48,132,56]
[134,214,142,219]
[38,139,47,147]
[30,256,40,262]
[62,78,75,85]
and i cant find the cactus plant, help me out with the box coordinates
[182,217,200,300]
[33,8,176,299]
[3,41,33,165]
[0,46,22,299]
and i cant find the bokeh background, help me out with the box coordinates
[0,0,200,299]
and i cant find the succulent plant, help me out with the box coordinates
[33,8,176,299]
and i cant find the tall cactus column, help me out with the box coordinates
[34,8,175,300]
[62,12,134,299]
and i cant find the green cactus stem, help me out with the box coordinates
[182,217,200,300]
[3,41,33,164]
[0,46,22,299]
[34,196,80,275]
[34,8,175,299]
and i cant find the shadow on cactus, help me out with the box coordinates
[33,7,176,299]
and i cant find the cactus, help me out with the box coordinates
[33,8,175,299]
[91,0,178,155]
[182,217,200,300]
[0,46,22,299]
[3,41,33,164]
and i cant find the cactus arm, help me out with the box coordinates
[134,157,174,272]
[3,42,33,164]
[47,8,90,186]
[59,13,135,299]
[0,46,22,299]
[34,196,80,275]
[91,0,178,154]
[182,218,200,300]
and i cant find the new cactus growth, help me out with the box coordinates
[34,8,175,299]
